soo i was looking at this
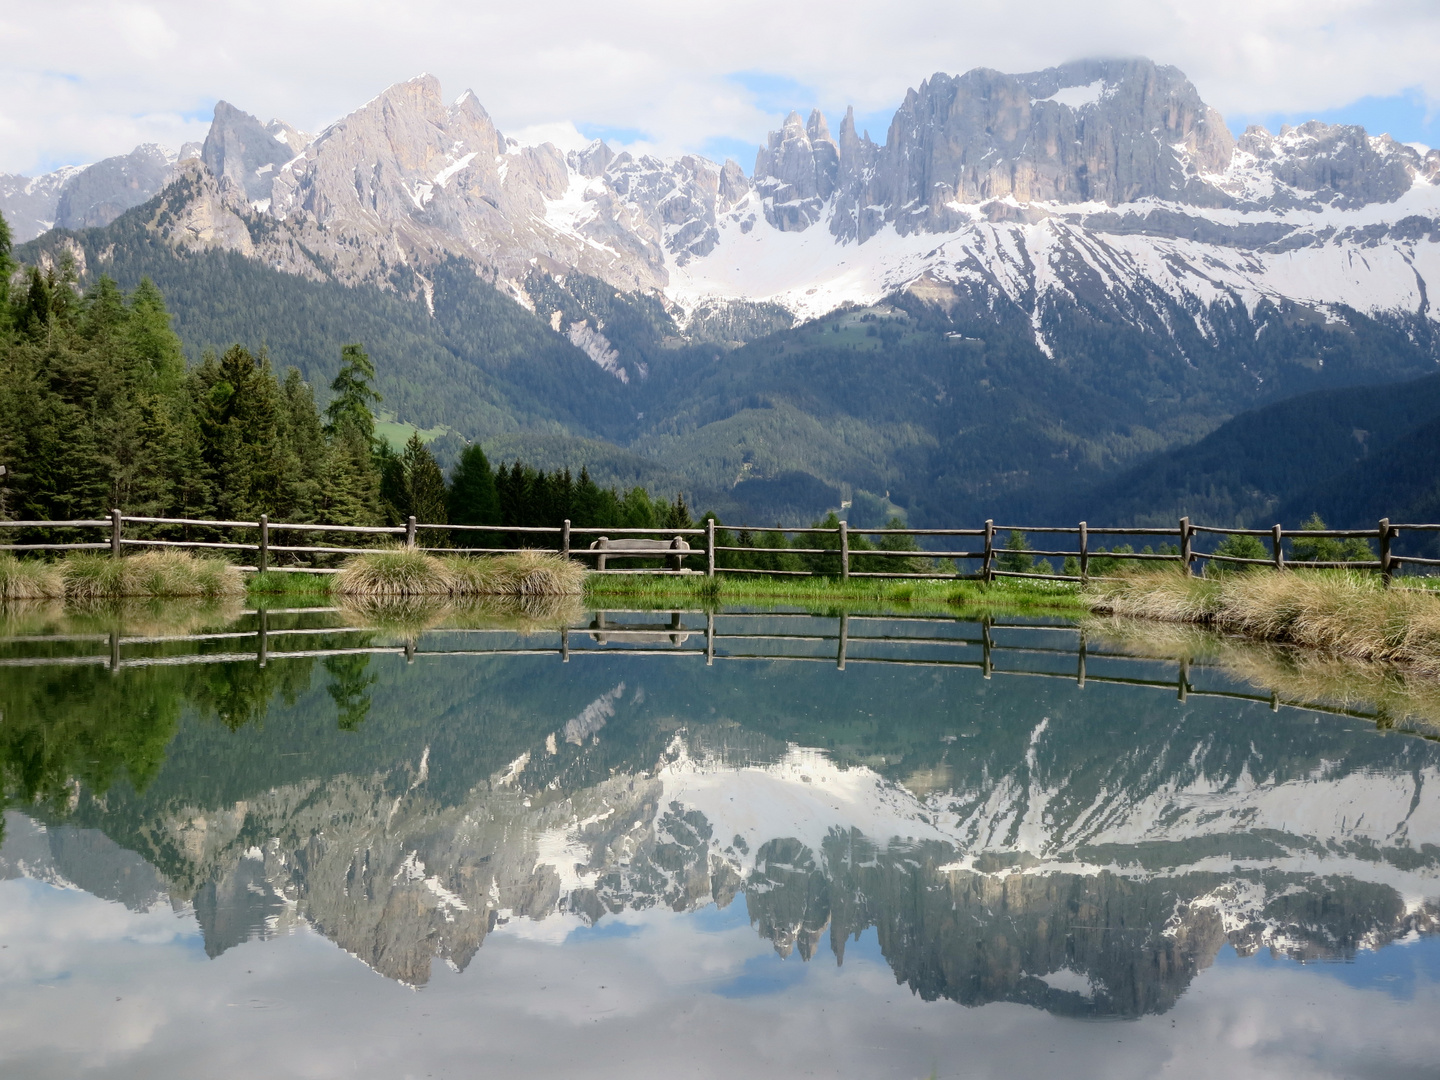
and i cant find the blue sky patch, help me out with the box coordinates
[701,135,759,168]
[714,950,811,998]
[577,123,652,146]
[565,917,643,943]
[1213,935,1440,999]
[1229,89,1438,148]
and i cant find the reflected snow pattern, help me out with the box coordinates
[2,607,1439,1078]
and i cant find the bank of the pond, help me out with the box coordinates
[582,572,1086,613]
[242,562,1085,612]
[1086,568,1440,673]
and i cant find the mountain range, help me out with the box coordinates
[10,57,1440,524]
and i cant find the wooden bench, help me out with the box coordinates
[588,536,693,571]
[588,611,692,645]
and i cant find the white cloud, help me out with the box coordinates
[1,1,1439,173]
[3,875,1440,1078]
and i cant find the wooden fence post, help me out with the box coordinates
[406,516,417,549]
[1077,629,1086,688]
[257,608,268,668]
[110,508,122,558]
[839,521,849,581]
[560,626,569,663]
[983,520,995,583]
[981,618,993,678]
[1178,657,1189,703]
[1272,524,1284,571]
[706,518,716,578]
[837,612,848,669]
[561,519,571,559]
[1379,518,1392,587]
[705,611,714,666]
[1078,521,1088,584]
[258,513,269,573]
[1179,517,1192,575]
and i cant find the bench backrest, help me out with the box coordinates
[588,537,690,552]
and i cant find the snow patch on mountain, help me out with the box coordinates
[1042,80,1108,110]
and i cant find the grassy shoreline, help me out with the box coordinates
[241,564,1087,613]
[1085,568,1440,674]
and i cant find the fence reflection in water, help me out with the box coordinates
[0,608,1414,731]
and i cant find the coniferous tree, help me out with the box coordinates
[0,240,396,536]
[325,343,381,442]
[997,530,1035,573]
[385,432,448,525]
[448,444,500,525]
[0,209,12,319]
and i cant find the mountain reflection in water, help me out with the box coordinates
[2,605,1440,1073]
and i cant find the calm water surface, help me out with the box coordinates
[1,605,1438,1079]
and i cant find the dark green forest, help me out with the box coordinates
[0,215,701,537]
[1072,370,1440,544]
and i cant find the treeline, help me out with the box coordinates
[0,235,695,537]
[0,249,392,527]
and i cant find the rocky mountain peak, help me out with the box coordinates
[753,107,840,231]
[54,143,177,230]
[1235,120,1422,205]
[201,100,301,204]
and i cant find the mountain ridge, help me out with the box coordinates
[11,57,1440,523]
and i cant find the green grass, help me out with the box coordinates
[246,571,337,600]
[240,564,1086,613]
[374,419,452,452]
[583,572,1085,614]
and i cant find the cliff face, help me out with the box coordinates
[808,59,1235,244]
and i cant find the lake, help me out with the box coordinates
[1,603,1438,1079]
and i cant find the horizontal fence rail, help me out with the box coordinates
[0,511,1436,586]
[0,610,1425,738]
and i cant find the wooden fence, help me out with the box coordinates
[1,512,1438,584]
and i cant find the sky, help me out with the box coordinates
[5,846,1440,1078]
[2,0,1440,175]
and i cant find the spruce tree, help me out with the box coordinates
[448,444,500,525]
[325,343,380,443]
[997,530,1035,573]
[0,209,12,319]
[398,432,448,525]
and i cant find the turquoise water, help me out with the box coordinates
[1,607,1438,1078]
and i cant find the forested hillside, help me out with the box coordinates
[1070,371,1440,533]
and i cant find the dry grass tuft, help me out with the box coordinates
[442,551,586,596]
[335,548,586,597]
[0,597,246,638]
[1084,567,1440,672]
[0,554,65,599]
[334,546,454,596]
[1082,614,1440,732]
[60,550,244,599]
[336,592,586,636]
